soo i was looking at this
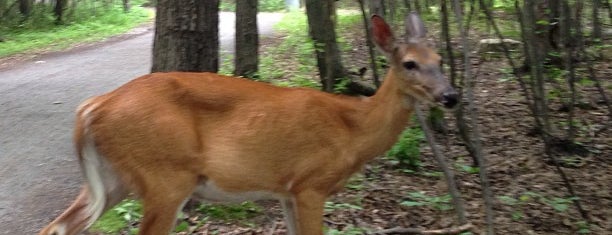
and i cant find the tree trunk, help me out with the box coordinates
[358,0,380,87]
[305,0,345,92]
[234,0,259,78]
[592,0,602,41]
[369,0,384,17]
[123,0,131,12]
[151,0,220,73]
[54,0,65,24]
[19,0,32,18]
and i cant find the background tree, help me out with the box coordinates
[368,0,384,17]
[234,0,258,78]
[18,0,32,18]
[304,0,345,92]
[151,0,220,73]
[123,0,131,12]
[54,0,65,24]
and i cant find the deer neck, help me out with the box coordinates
[352,67,416,162]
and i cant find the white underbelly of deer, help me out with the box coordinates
[191,181,284,203]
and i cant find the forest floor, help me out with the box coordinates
[171,17,612,235]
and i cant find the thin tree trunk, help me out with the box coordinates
[403,0,411,13]
[592,0,602,41]
[358,0,380,87]
[414,0,422,14]
[234,0,259,78]
[151,0,220,73]
[19,0,32,18]
[54,0,65,24]
[304,0,345,92]
[123,0,131,12]
[521,0,553,151]
[369,0,385,17]
[559,0,577,141]
[441,0,477,164]
[415,108,468,226]
[450,0,494,233]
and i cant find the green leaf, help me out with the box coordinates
[175,221,189,232]
[511,211,524,221]
[552,203,569,212]
[519,194,531,202]
[401,201,425,207]
[498,195,518,205]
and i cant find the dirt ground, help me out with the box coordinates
[170,18,611,235]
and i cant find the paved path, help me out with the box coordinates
[0,12,283,234]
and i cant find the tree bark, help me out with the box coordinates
[358,0,380,87]
[19,0,32,18]
[234,0,259,78]
[369,0,384,17]
[304,0,345,92]
[592,0,602,41]
[151,0,220,73]
[54,0,65,24]
[123,0,131,12]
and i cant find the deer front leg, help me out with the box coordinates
[294,190,326,235]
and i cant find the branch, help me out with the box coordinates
[369,223,473,235]
[415,108,467,224]
[357,0,380,88]
[343,69,377,96]
[346,80,376,96]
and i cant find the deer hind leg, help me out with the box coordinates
[39,140,128,235]
[136,172,197,235]
[293,190,327,235]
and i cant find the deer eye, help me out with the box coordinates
[403,61,419,70]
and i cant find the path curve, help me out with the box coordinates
[0,12,283,234]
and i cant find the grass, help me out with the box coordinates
[91,199,264,234]
[0,5,153,58]
[197,202,263,222]
[386,123,425,170]
[91,199,142,234]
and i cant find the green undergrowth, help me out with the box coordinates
[386,123,425,171]
[0,3,153,58]
[91,199,142,234]
[91,199,263,234]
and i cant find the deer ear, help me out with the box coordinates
[405,12,427,42]
[371,15,396,54]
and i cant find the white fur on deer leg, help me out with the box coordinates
[191,180,282,203]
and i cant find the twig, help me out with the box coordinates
[415,108,467,224]
[369,223,473,235]
[357,0,381,88]
[324,218,348,226]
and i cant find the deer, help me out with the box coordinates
[39,14,457,235]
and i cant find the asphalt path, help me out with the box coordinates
[0,12,283,234]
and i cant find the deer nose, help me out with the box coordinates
[441,91,458,108]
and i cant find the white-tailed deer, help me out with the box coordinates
[39,14,457,235]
